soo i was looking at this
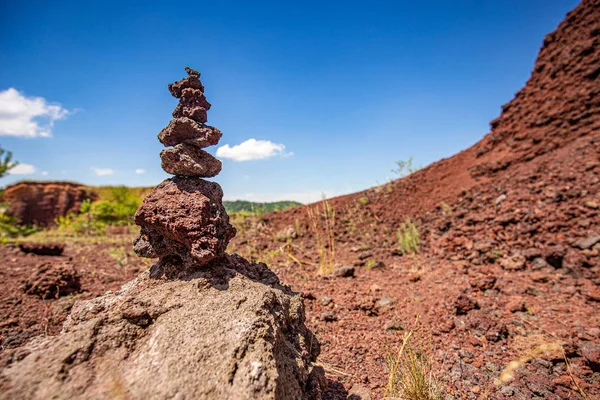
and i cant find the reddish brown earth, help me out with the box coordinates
[1,182,97,226]
[0,239,144,351]
[1,1,599,399]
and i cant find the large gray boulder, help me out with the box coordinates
[0,254,325,400]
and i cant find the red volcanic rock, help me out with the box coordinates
[1,182,97,226]
[133,177,236,276]
[18,242,65,256]
[455,294,479,315]
[22,261,81,299]
[167,67,205,98]
[158,118,222,148]
[172,104,208,123]
[160,144,222,177]
[172,88,211,123]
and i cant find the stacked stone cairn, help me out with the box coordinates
[133,67,236,278]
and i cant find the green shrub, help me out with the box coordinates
[392,156,419,177]
[0,213,38,238]
[397,218,420,255]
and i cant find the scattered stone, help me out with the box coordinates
[544,246,567,268]
[584,200,598,209]
[455,294,479,315]
[321,311,337,322]
[579,343,600,370]
[494,194,507,205]
[18,242,64,256]
[408,272,422,282]
[586,290,600,302]
[522,248,542,260]
[158,118,222,148]
[22,261,81,299]
[318,296,332,306]
[334,265,355,278]
[358,251,373,260]
[530,271,549,283]
[500,254,526,271]
[377,296,394,307]
[160,144,222,177]
[574,234,600,250]
[505,296,527,313]
[348,384,372,400]
[367,260,385,270]
[459,349,475,360]
[469,275,496,291]
[369,284,382,292]
[275,226,297,242]
[384,320,403,331]
[531,257,551,270]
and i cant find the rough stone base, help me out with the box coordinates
[1,254,325,400]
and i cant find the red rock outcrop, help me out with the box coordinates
[1,182,97,226]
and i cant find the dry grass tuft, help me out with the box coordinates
[307,198,336,275]
[384,331,441,400]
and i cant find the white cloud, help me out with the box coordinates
[92,167,115,176]
[216,138,290,162]
[135,168,146,174]
[8,163,36,175]
[41,171,49,176]
[0,88,70,137]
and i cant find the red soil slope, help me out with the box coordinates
[229,0,600,398]
[269,0,600,232]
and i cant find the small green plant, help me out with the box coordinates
[0,213,38,238]
[0,147,18,178]
[491,248,502,263]
[106,246,129,267]
[358,195,369,206]
[392,156,419,177]
[396,218,420,255]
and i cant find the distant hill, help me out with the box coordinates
[223,200,302,214]
[88,186,301,214]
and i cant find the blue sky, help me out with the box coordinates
[0,0,579,203]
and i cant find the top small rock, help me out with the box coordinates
[168,66,205,98]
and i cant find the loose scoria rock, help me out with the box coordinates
[133,177,235,274]
[158,117,222,148]
[160,144,222,177]
[172,88,211,123]
[173,105,208,123]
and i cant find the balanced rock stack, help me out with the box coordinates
[0,68,325,399]
[159,67,223,177]
[133,67,236,278]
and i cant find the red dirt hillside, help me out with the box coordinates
[1,182,97,226]
[229,0,600,398]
